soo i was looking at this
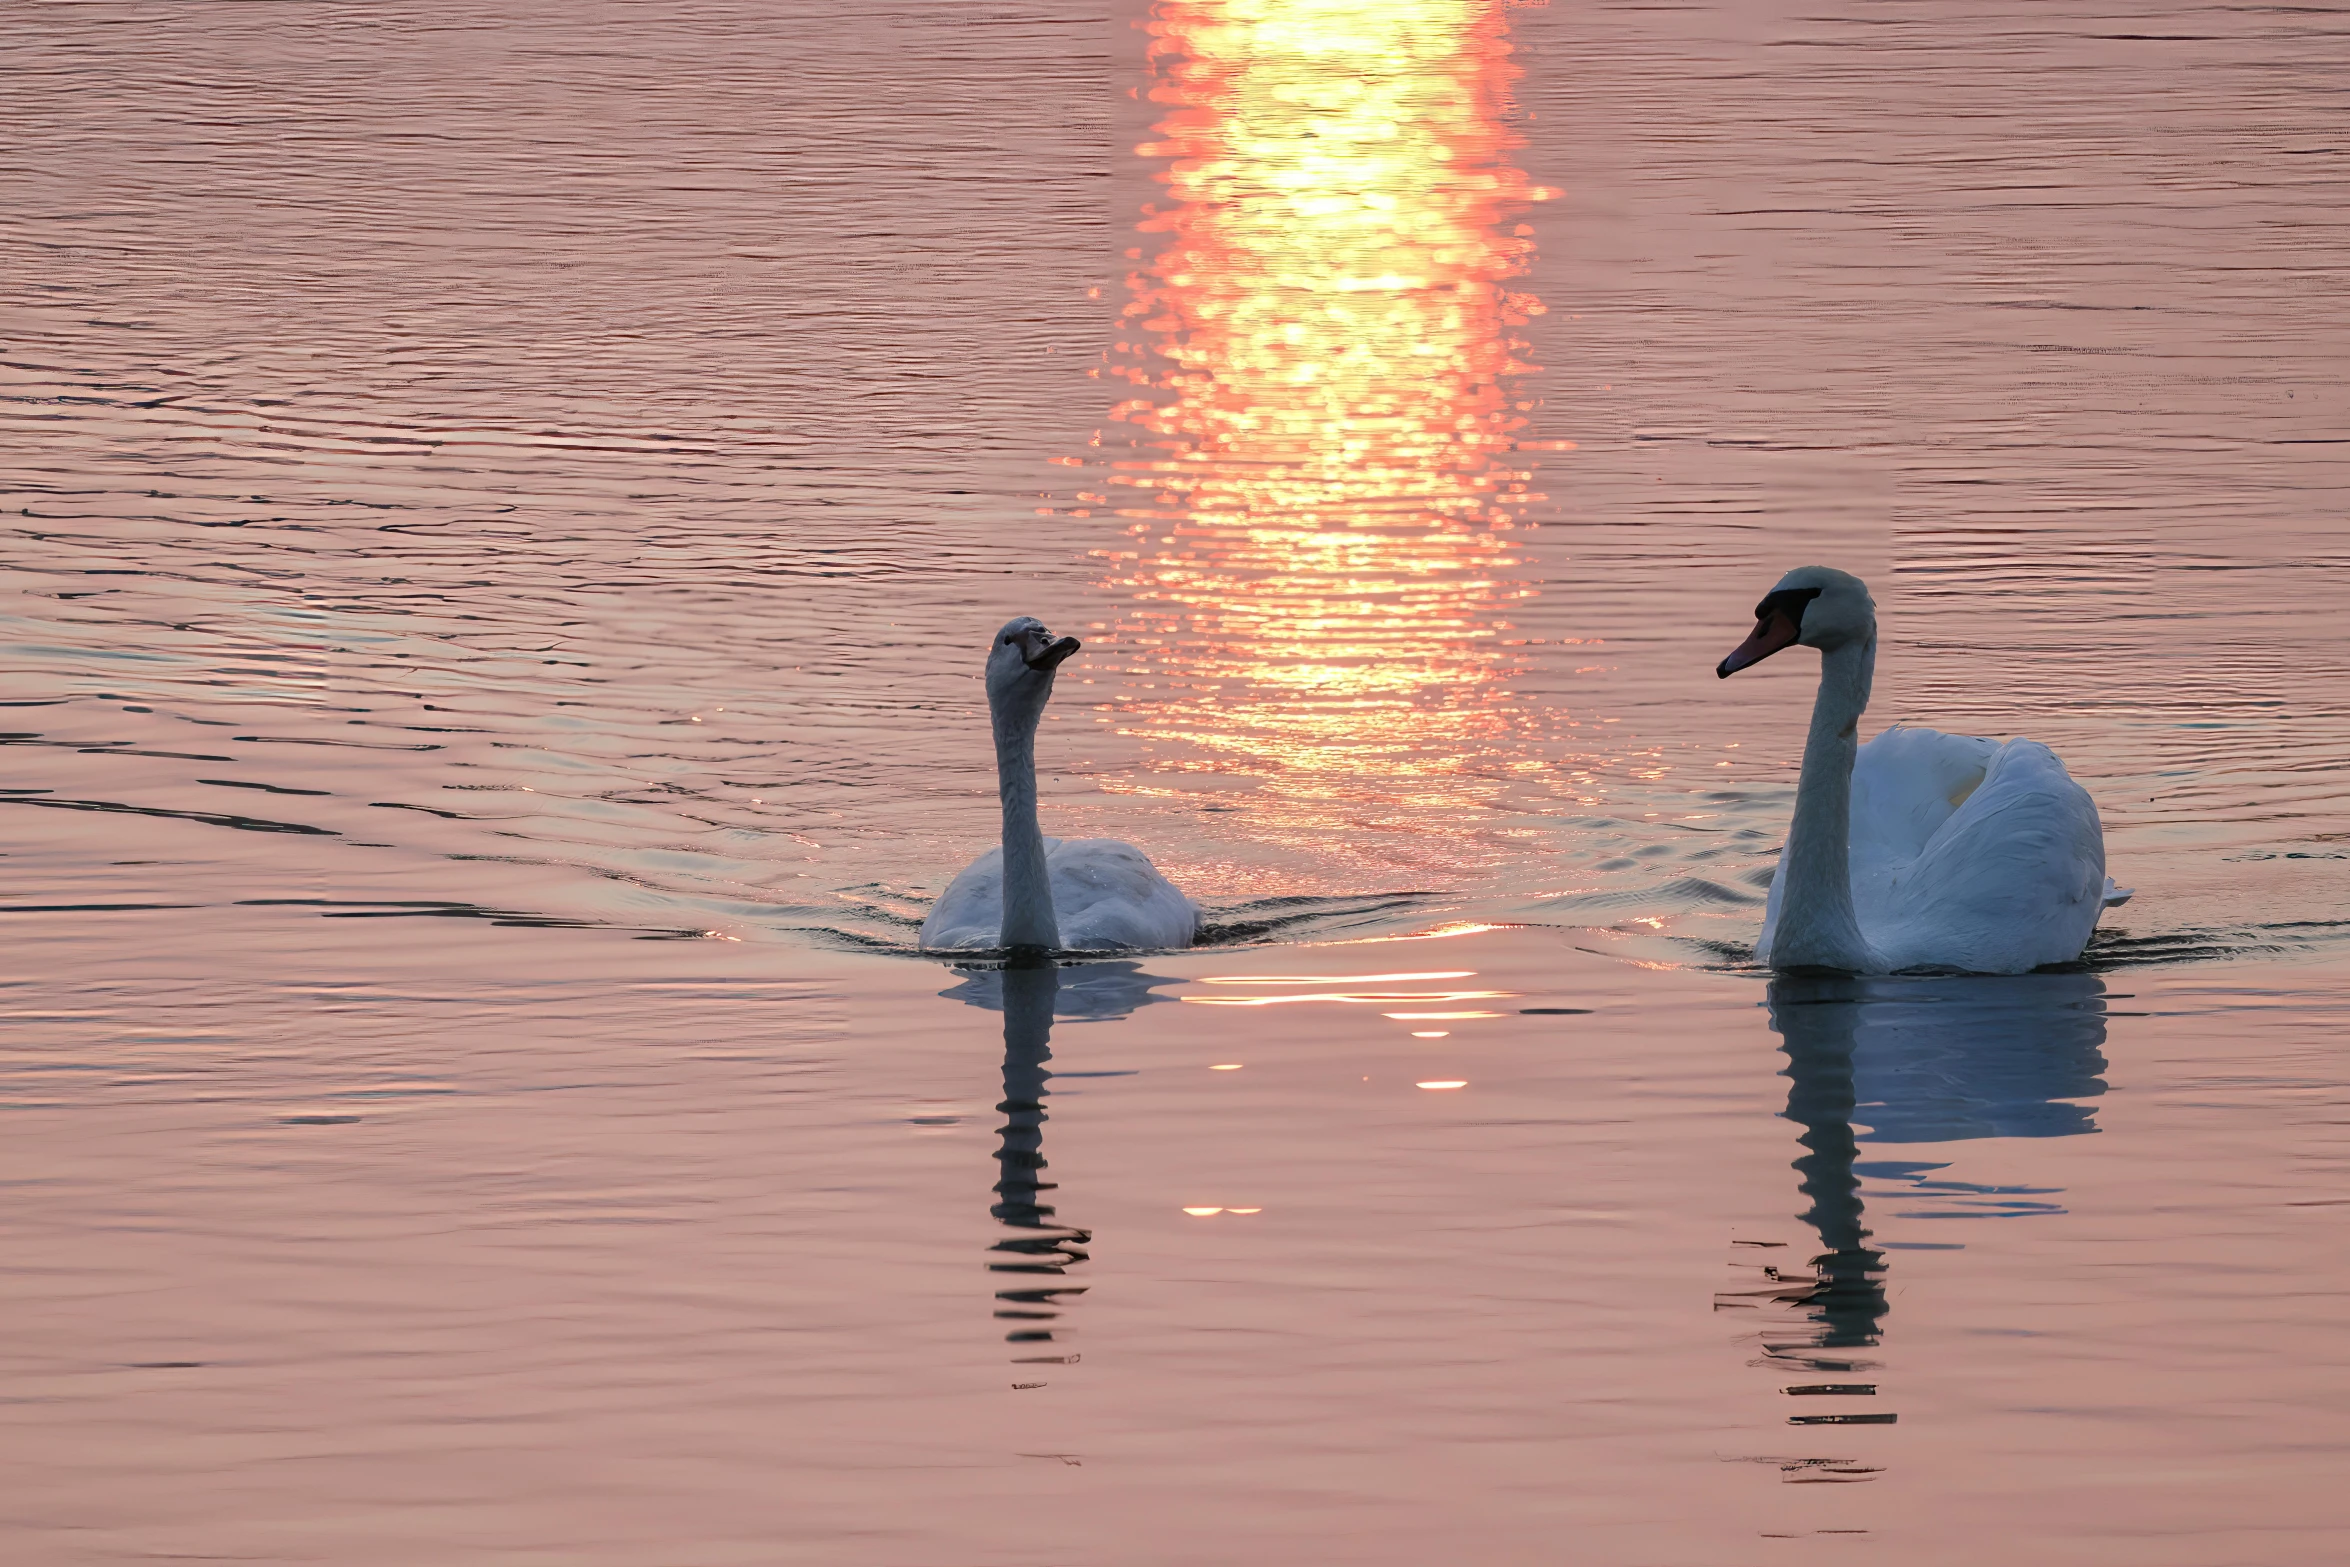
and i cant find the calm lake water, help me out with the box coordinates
[4,1,2347,1561]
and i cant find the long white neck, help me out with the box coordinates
[1773,633,1879,972]
[993,697,1059,951]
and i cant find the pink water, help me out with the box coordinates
[2,1,2347,1560]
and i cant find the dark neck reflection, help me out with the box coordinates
[1767,975,1889,1368]
[991,959,1088,1364]
[1758,967,2114,1371]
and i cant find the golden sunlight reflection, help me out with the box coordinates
[1200,970,1474,985]
[1089,0,1567,886]
[1381,1009,1503,1019]
[1179,989,1511,1007]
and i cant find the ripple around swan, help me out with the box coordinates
[2082,920,2350,972]
[783,890,1450,960]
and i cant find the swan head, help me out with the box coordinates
[1717,566,1874,677]
[985,615,1082,722]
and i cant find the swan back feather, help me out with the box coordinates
[918,615,1199,954]
[920,836,1199,952]
[1759,725,2107,974]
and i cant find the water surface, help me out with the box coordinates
[3,0,2347,1560]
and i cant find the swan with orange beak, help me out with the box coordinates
[1717,567,2127,974]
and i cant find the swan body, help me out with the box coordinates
[1721,567,2126,975]
[922,837,1200,952]
[919,616,1198,953]
[1758,725,2115,973]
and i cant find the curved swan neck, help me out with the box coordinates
[1776,634,1878,971]
[992,693,1060,952]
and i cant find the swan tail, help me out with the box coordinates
[2101,877,2134,908]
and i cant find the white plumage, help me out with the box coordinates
[921,836,1200,953]
[1721,566,2128,975]
[918,615,1198,954]
[1757,725,2127,974]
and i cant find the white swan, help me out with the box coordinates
[1717,567,2129,974]
[919,616,1199,953]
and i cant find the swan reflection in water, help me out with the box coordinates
[939,960,1176,1369]
[1754,971,2112,1375]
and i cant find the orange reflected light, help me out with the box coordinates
[1200,971,1475,985]
[1383,922,1508,941]
[1179,989,1509,1007]
[1098,0,1557,876]
[1382,1010,1503,1020]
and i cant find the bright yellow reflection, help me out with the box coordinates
[1095,0,1557,879]
[1199,971,1475,985]
[1178,989,1511,1007]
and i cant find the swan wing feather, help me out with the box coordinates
[1757,725,1999,964]
[1046,837,1200,950]
[918,837,1197,951]
[1849,725,2003,876]
[1869,736,2107,973]
[1759,727,2113,973]
[917,841,1023,951]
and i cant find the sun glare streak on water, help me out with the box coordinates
[1085,0,1578,892]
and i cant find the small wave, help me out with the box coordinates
[769,878,2350,980]
[234,896,707,938]
[2084,920,2350,970]
[783,889,1443,959]
[0,793,336,837]
[1194,892,1439,946]
[1520,876,1768,922]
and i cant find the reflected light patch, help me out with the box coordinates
[1209,1062,1245,1070]
[1201,971,1475,985]
[1092,0,1570,884]
[1182,1206,1225,1217]
[1181,990,1509,1007]
[1411,1030,1451,1038]
[1416,1080,1469,1091]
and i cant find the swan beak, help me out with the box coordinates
[1717,611,1800,678]
[1026,634,1082,672]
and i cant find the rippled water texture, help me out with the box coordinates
[4,1,2347,1561]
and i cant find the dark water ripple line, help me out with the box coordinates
[0,793,338,836]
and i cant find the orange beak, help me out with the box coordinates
[1717,610,1801,678]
